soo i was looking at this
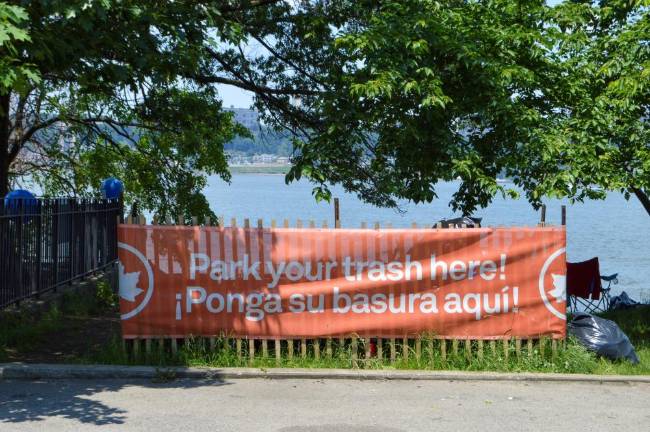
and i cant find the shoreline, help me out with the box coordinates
[229,165,290,175]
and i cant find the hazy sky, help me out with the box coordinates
[219,0,566,108]
[218,84,254,109]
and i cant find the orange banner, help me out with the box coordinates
[118,225,567,339]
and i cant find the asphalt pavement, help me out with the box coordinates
[0,377,648,431]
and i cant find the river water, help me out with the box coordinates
[204,174,650,301]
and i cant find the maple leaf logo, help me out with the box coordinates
[118,262,144,302]
[548,273,566,303]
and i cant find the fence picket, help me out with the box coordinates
[178,213,191,349]
[314,339,320,359]
[552,339,558,361]
[377,338,383,360]
[441,339,447,361]
[203,216,219,352]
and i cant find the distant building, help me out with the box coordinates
[227,107,260,132]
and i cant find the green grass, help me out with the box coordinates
[89,322,649,375]
[4,282,648,376]
[0,279,117,362]
[84,305,649,375]
[0,305,63,360]
[591,306,650,374]
[110,336,603,374]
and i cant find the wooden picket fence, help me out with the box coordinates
[123,332,564,366]
[120,203,567,364]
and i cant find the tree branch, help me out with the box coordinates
[10,116,62,160]
[192,73,319,96]
[218,0,284,14]
[632,187,650,217]
[250,34,327,88]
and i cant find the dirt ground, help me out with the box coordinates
[3,313,121,363]
[1,272,122,364]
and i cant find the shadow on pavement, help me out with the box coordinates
[0,377,231,426]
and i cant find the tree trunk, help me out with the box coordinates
[0,92,10,197]
[632,187,650,217]
[0,159,8,197]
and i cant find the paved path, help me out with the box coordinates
[0,378,648,431]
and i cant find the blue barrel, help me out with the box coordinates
[100,177,124,200]
[3,189,39,218]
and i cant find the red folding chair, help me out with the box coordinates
[567,257,618,313]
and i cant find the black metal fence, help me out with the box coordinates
[0,198,122,308]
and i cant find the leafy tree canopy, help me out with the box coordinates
[544,0,650,215]
[1,0,649,219]
[280,0,650,216]
[0,0,252,221]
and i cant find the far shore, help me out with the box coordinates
[229,164,290,174]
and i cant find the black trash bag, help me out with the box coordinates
[609,291,641,311]
[434,216,482,228]
[568,313,639,364]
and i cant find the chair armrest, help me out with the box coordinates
[601,273,618,283]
